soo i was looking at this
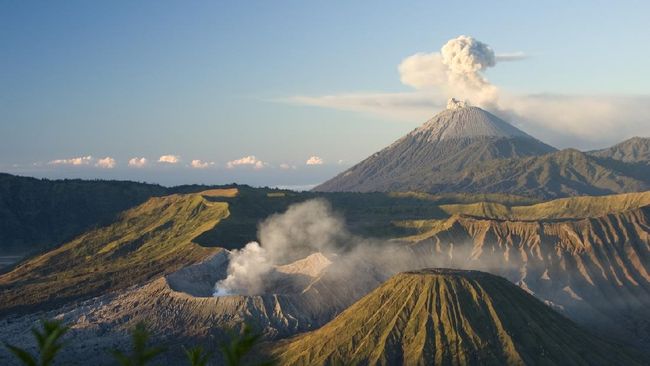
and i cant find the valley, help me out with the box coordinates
[1,183,649,364]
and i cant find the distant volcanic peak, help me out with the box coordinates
[412,104,532,142]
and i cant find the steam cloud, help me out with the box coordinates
[215,200,348,295]
[213,199,515,296]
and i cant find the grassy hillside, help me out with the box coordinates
[271,269,646,365]
[437,190,650,220]
[0,173,170,254]
[0,190,233,314]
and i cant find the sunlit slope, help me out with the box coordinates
[0,190,231,314]
[0,173,169,253]
[272,269,646,365]
[436,190,650,220]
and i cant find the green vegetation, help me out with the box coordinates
[437,190,650,220]
[221,325,273,366]
[183,346,212,366]
[0,191,228,314]
[5,319,271,366]
[3,319,69,366]
[4,180,650,315]
[111,323,166,366]
[0,173,168,255]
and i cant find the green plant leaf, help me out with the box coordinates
[4,344,37,366]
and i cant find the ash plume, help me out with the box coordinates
[399,35,504,107]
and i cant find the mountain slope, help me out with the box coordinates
[436,190,650,220]
[589,137,650,163]
[0,173,169,254]
[271,269,646,365]
[441,148,650,199]
[315,106,650,199]
[0,190,234,314]
[315,105,556,193]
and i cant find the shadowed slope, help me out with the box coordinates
[590,137,650,163]
[272,269,646,366]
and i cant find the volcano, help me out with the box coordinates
[315,100,556,193]
[271,269,647,365]
[315,101,650,198]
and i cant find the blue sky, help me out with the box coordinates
[2,1,649,186]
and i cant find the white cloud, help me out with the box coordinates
[285,35,650,149]
[279,163,297,170]
[95,157,116,169]
[49,156,93,166]
[226,155,266,169]
[306,156,324,165]
[158,155,180,164]
[190,159,215,169]
[128,157,148,168]
[495,52,527,62]
[287,92,441,121]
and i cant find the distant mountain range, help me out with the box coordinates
[315,101,650,198]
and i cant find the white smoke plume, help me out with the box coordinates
[398,35,502,107]
[214,242,272,296]
[214,199,347,295]
[213,199,516,297]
